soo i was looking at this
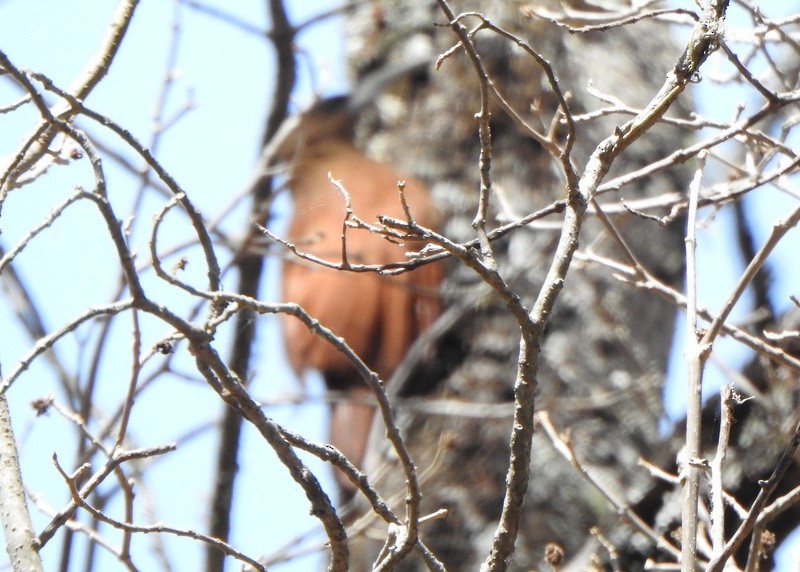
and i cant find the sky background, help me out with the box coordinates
[1,0,799,570]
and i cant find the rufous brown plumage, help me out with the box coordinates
[277,96,441,496]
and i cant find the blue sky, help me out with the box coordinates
[0,2,344,570]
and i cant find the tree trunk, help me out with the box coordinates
[341,1,691,568]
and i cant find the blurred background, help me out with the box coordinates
[1,0,799,570]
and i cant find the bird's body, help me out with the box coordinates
[279,106,441,494]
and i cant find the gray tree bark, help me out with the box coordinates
[338,1,691,569]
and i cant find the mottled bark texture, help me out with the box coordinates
[340,1,690,569]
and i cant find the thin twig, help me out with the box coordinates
[710,385,734,554]
[682,151,708,571]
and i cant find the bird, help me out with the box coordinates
[275,94,442,497]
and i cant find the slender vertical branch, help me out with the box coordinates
[481,185,587,572]
[0,394,44,572]
[205,1,297,569]
[434,2,497,269]
[710,385,734,554]
[706,416,800,572]
[682,152,707,572]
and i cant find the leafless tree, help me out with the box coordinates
[2,1,800,571]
